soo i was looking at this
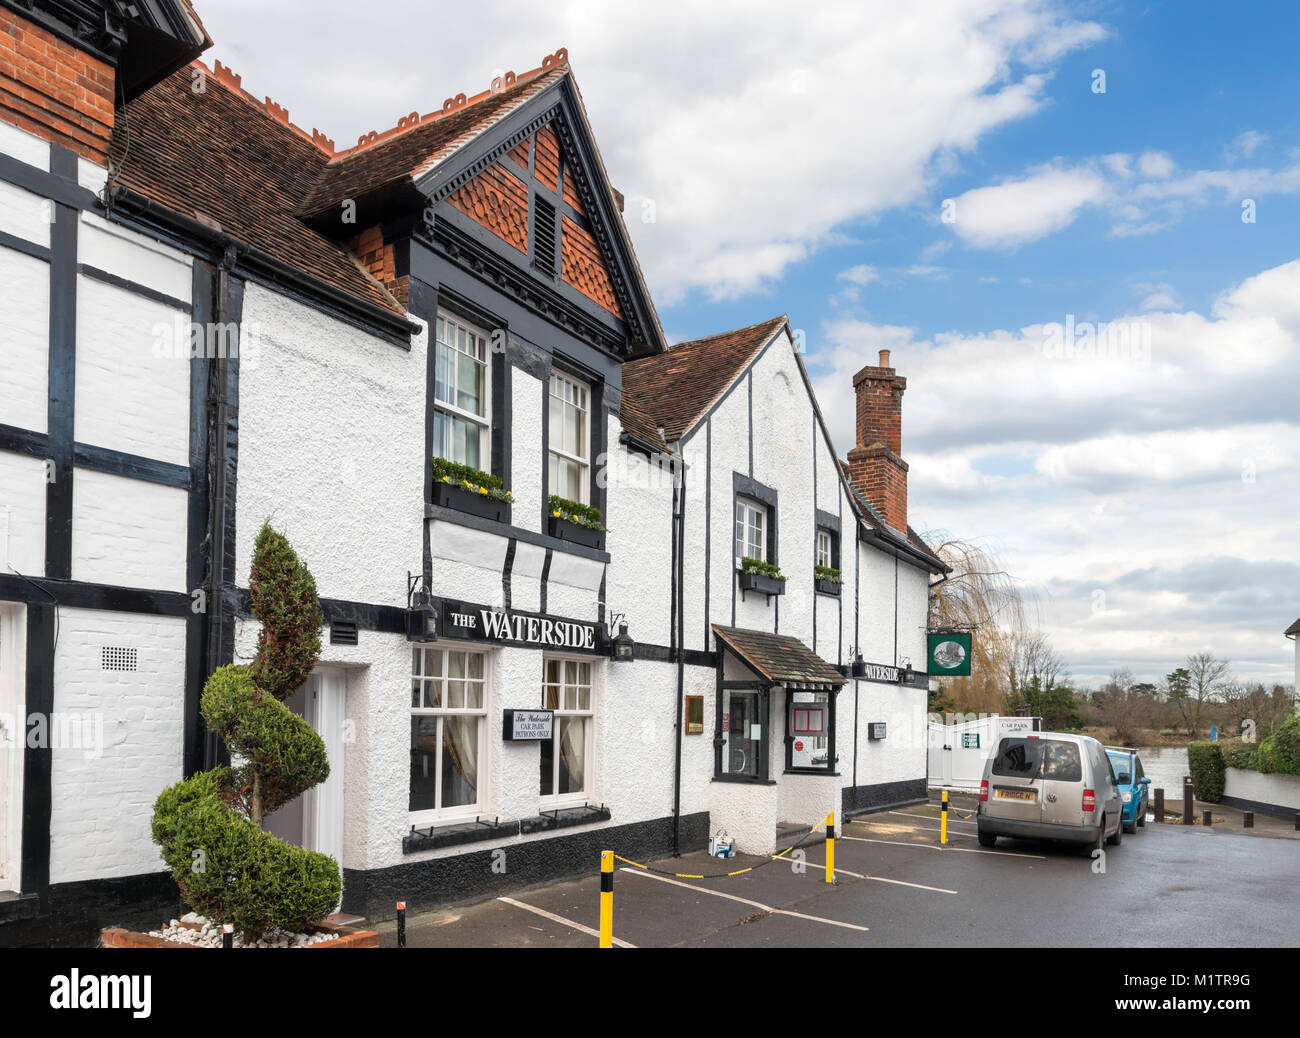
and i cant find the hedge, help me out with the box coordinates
[1186,741,1226,802]
[1257,715,1300,776]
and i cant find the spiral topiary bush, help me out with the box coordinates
[152,522,341,940]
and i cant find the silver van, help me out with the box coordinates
[976,732,1122,850]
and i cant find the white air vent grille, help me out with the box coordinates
[102,646,138,672]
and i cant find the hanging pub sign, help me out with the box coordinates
[928,631,972,676]
[433,597,605,655]
[503,709,554,741]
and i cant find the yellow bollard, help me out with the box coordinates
[825,811,835,883]
[599,850,614,948]
[940,790,949,846]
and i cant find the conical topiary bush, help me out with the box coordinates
[151,522,342,940]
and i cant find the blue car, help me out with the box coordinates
[1105,746,1151,833]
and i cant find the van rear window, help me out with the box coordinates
[992,738,1082,781]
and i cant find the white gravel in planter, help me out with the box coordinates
[144,912,340,948]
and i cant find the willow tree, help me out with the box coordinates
[926,534,1036,715]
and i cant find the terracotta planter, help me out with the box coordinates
[101,921,380,948]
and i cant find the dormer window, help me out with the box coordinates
[433,314,490,469]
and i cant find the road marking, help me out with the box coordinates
[497,896,637,948]
[889,810,978,827]
[839,835,1046,859]
[619,868,870,932]
[781,858,958,894]
[871,820,975,840]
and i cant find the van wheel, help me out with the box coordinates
[1124,818,1137,835]
[1137,811,1146,828]
[977,829,997,848]
[1106,815,1123,846]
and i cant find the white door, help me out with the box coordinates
[0,605,25,892]
[264,668,346,870]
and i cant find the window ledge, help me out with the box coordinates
[403,818,518,854]
[710,775,777,786]
[782,769,841,777]
[521,805,611,834]
[427,503,611,563]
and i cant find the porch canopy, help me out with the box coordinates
[711,625,845,691]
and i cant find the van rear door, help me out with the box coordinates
[1037,739,1086,827]
[988,737,1044,823]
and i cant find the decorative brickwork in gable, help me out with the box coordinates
[847,350,909,532]
[507,137,530,170]
[447,161,530,254]
[347,225,408,309]
[0,10,116,161]
[534,122,561,191]
[562,160,584,214]
[561,215,621,316]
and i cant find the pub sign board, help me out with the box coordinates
[503,709,554,741]
[928,632,972,677]
[435,598,605,655]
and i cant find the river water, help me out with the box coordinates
[1134,745,1190,794]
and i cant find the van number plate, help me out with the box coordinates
[996,788,1036,802]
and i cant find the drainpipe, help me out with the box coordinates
[671,452,686,856]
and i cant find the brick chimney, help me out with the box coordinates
[847,349,908,532]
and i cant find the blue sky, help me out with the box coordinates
[204,0,1300,688]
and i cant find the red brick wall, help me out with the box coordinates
[0,10,116,162]
[348,225,408,310]
[850,360,909,530]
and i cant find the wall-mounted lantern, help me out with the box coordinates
[405,573,437,642]
[610,622,635,662]
[851,652,866,679]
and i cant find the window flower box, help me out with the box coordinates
[548,495,605,550]
[815,565,843,596]
[737,558,786,597]
[431,459,512,524]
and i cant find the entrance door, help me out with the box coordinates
[264,668,346,872]
[0,605,23,892]
[721,689,761,779]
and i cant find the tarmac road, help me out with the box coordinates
[376,803,1300,948]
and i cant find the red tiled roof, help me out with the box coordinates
[620,315,787,443]
[712,625,844,687]
[115,65,403,315]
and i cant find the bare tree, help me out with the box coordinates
[1183,652,1231,740]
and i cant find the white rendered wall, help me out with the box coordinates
[234,284,425,607]
[508,365,543,535]
[0,246,50,434]
[0,453,46,576]
[75,276,191,467]
[0,119,50,171]
[48,608,186,883]
[71,469,187,592]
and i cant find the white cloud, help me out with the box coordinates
[1137,150,1175,178]
[197,0,1107,303]
[1227,130,1267,161]
[836,264,878,287]
[947,165,1108,248]
[806,257,1300,682]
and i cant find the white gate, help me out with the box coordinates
[928,715,1040,791]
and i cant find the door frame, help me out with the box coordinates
[302,667,346,868]
[0,602,26,892]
